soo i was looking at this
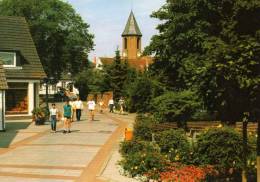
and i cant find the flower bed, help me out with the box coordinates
[149,164,215,182]
[119,115,257,181]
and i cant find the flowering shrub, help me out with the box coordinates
[120,117,257,181]
[120,140,149,157]
[119,142,167,178]
[155,129,190,163]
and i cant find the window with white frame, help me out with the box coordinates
[0,52,16,67]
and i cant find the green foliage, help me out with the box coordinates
[74,67,109,100]
[31,107,45,117]
[126,74,165,113]
[197,38,260,122]
[145,0,260,122]
[151,90,200,127]
[73,69,89,100]
[0,0,94,79]
[191,110,218,121]
[120,140,148,157]
[103,49,132,100]
[133,114,156,141]
[155,129,191,163]
[119,141,167,178]
[193,127,250,177]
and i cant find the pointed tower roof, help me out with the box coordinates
[122,11,142,36]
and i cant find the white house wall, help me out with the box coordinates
[28,82,34,115]
[0,91,5,131]
[39,81,79,96]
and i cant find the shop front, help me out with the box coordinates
[5,81,38,116]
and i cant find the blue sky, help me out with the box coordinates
[66,0,165,60]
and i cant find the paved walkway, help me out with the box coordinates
[0,103,136,182]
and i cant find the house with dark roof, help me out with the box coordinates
[97,11,153,71]
[0,16,46,116]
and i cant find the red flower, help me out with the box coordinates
[159,164,215,182]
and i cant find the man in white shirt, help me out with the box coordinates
[75,97,83,121]
[87,99,96,121]
[108,98,114,113]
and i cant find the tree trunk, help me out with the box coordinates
[257,118,260,182]
[242,119,248,182]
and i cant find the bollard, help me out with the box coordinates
[125,128,133,141]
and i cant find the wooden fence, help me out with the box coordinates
[152,121,258,134]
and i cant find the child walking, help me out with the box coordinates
[50,103,58,132]
[87,99,96,121]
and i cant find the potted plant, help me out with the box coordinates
[32,107,46,125]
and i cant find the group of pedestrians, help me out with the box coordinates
[48,96,125,134]
[49,97,83,134]
[108,97,125,114]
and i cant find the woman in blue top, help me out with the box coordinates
[63,100,72,134]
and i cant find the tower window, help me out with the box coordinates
[137,38,140,49]
[124,38,127,49]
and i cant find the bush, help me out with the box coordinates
[155,129,191,163]
[193,127,249,177]
[247,134,257,181]
[119,141,167,178]
[119,140,156,157]
[151,90,200,127]
[133,114,156,141]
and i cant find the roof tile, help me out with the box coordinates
[0,16,46,79]
[122,11,142,36]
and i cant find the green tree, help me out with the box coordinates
[0,0,94,79]
[127,74,165,113]
[103,49,128,100]
[151,90,201,128]
[74,66,110,100]
[145,0,260,122]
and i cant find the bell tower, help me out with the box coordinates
[122,11,142,59]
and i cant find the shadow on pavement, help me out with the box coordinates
[55,129,80,133]
[70,130,80,133]
[0,121,31,148]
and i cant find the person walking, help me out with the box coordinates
[118,97,125,115]
[99,99,104,113]
[70,99,76,122]
[75,97,83,121]
[50,103,58,132]
[63,100,72,134]
[87,99,96,121]
[108,98,114,113]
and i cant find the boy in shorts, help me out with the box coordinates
[63,100,72,133]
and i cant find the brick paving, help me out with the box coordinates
[0,103,135,182]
